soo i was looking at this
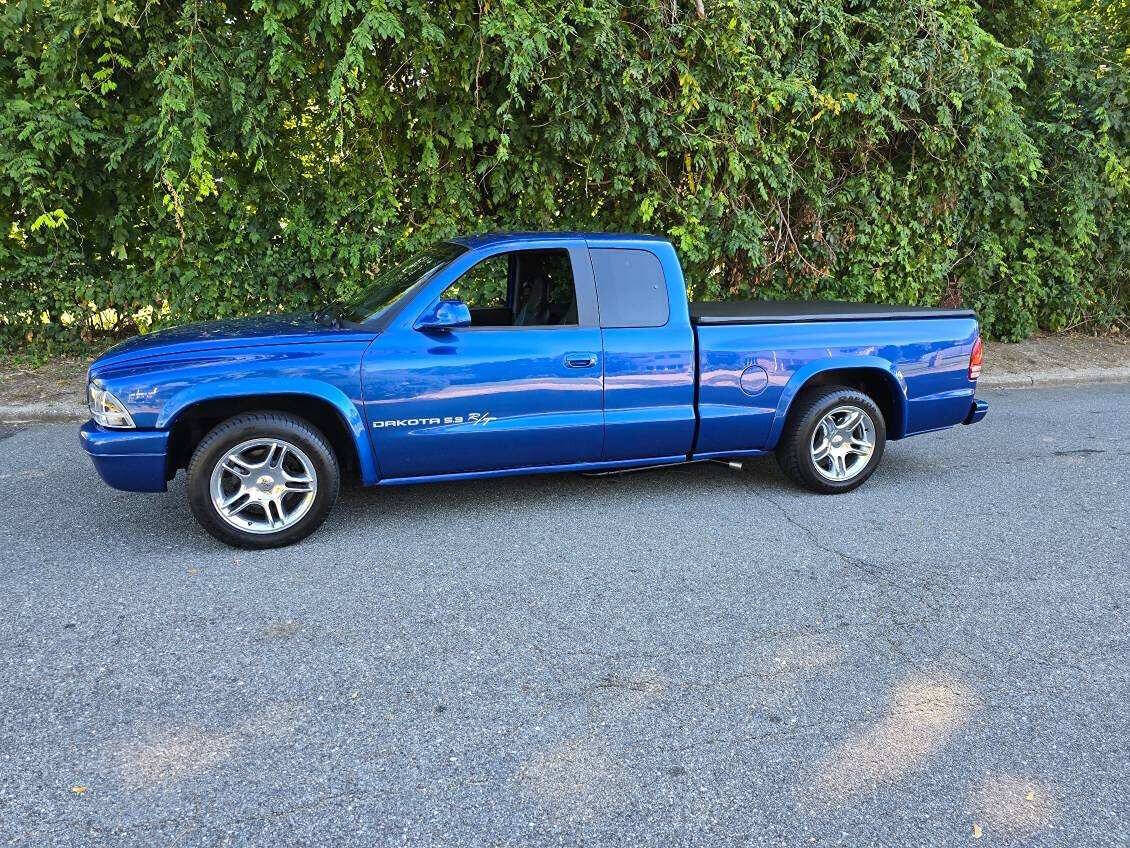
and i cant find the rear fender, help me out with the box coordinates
[767,356,908,448]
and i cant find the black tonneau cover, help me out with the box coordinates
[690,300,976,326]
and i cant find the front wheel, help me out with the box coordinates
[775,386,886,494]
[187,412,340,548]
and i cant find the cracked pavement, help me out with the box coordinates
[0,384,1127,846]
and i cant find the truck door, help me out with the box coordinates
[588,243,697,461]
[362,245,604,479]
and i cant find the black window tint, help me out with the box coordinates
[590,248,669,328]
[513,249,577,326]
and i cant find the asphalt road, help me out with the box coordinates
[1,385,1127,847]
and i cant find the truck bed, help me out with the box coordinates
[689,307,981,459]
[690,300,976,326]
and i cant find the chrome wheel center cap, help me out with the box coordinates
[256,474,274,492]
[831,435,844,446]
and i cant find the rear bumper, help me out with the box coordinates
[80,421,170,492]
[963,398,989,425]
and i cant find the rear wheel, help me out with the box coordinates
[775,386,886,494]
[187,412,340,548]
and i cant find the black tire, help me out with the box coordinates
[187,412,340,548]
[775,386,886,494]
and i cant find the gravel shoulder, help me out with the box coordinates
[979,331,1130,387]
[0,356,87,421]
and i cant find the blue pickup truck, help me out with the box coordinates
[82,232,987,547]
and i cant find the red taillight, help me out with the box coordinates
[968,336,983,381]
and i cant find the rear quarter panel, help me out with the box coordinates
[693,317,979,456]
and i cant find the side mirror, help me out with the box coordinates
[414,299,471,332]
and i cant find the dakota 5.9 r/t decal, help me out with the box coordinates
[371,411,497,429]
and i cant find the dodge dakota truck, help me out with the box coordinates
[82,232,988,548]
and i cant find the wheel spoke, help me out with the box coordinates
[220,491,253,516]
[831,454,847,479]
[265,498,283,528]
[263,442,281,469]
[839,410,862,431]
[848,438,872,456]
[282,466,313,483]
[812,440,830,461]
[222,459,251,479]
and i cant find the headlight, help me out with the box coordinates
[87,382,136,429]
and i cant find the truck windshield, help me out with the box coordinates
[338,241,467,324]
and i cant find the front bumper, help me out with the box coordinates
[963,398,989,425]
[80,421,170,492]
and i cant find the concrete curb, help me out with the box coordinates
[2,367,1127,424]
[979,367,1130,389]
[0,402,85,423]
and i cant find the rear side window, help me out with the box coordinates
[589,248,669,328]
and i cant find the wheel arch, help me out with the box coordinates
[161,380,379,485]
[768,357,908,447]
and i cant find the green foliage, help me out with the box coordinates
[1,0,1126,353]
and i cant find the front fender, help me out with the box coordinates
[766,356,908,448]
[158,377,380,485]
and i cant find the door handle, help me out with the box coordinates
[564,353,598,368]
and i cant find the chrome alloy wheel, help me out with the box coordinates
[209,438,317,534]
[810,405,876,482]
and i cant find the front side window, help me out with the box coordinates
[440,249,579,327]
[443,254,509,311]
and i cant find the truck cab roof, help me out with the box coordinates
[452,232,671,249]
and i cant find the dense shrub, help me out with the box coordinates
[1,0,1126,354]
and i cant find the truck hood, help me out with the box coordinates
[92,313,372,371]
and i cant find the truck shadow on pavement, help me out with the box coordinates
[57,435,944,555]
[333,454,798,532]
[132,446,935,550]
[329,442,942,542]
